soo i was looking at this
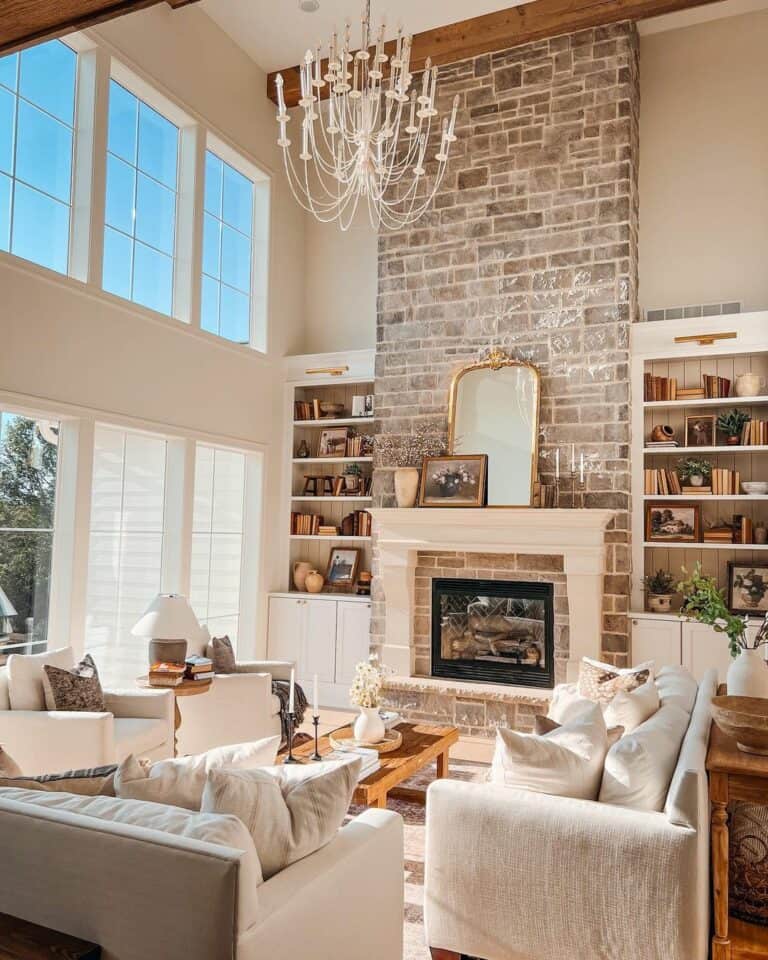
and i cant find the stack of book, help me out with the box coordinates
[644,375,678,401]
[741,419,768,446]
[702,375,732,398]
[340,510,372,536]
[325,746,381,781]
[185,655,214,682]
[294,399,326,421]
[345,435,367,456]
[676,387,706,401]
[318,524,340,536]
[291,512,323,535]
[646,439,679,449]
[703,525,734,545]
[148,662,186,687]
[644,468,682,495]
[711,469,741,495]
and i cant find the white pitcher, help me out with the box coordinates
[734,373,766,398]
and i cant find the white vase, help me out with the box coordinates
[353,707,385,743]
[727,648,768,698]
[394,467,420,508]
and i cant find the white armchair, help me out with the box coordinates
[0,664,174,776]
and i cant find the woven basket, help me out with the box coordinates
[730,801,768,926]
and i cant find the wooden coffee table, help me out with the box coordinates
[288,722,459,809]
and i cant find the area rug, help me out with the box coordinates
[348,758,489,960]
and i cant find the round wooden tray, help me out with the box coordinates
[329,727,403,753]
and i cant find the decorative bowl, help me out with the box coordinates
[319,402,344,418]
[711,695,768,755]
[742,481,768,496]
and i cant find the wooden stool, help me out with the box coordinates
[0,912,100,959]
[303,476,321,496]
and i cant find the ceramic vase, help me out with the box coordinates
[305,570,325,594]
[735,373,766,398]
[354,706,385,743]
[293,561,312,592]
[727,648,768,698]
[394,467,420,508]
[754,524,768,546]
[690,474,704,487]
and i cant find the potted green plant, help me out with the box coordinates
[717,408,750,446]
[642,569,677,613]
[677,457,712,488]
[677,563,768,696]
[343,462,362,492]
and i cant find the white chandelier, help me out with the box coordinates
[274,2,459,231]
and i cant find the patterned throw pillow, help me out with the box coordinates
[577,657,654,706]
[42,653,105,712]
[0,764,117,796]
[206,635,237,674]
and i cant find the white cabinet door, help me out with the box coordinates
[336,601,372,686]
[301,599,337,684]
[267,596,305,667]
[631,617,682,671]
[682,621,733,683]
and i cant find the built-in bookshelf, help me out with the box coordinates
[631,314,768,614]
[281,356,375,594]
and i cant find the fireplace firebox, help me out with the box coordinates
[431,578,555,688]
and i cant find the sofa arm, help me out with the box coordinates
[0,711,115,775]
[236,660,294,681]
[425,780,698,960]
[103,688,174,724]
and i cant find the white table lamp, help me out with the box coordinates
[131,594,200,666]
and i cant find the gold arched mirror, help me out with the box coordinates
[448,350,540,507]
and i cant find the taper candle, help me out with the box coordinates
[313,674,319,717]
[288,668,295,714]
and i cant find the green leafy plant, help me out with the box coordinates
[717,408,750,438]
[677,457,712,483]
[343,463,362,476]
[642,569,676,595]
[677,563,768,657]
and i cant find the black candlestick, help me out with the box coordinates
[310,715,322,761]
[283,711,300,763]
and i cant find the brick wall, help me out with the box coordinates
[373,22,639,670]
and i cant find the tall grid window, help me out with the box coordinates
[190,445,246,645]
[201,151,254,345]
[103,80,179,317]
[0,40,77,274]
[85,426,167,687]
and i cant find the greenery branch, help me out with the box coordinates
[677,563,768,656]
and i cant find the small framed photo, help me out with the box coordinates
[365,394,374,416]
[728,562,768,615]
[326,548,361,587]
[645,501,701,543]
[351,395,367,418]
[318,428,349,458]
[418,454,488,508]
[685,415,716,448]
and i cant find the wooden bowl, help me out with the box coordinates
[319,402,344,418]
[712,695,768,755]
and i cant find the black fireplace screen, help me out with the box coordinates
[431,578,555,688]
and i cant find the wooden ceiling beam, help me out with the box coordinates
[0,0,199,57]
[267,0,722,107]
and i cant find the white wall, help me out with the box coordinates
[639,9,768,315]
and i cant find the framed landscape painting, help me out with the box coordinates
[645,502,701,543]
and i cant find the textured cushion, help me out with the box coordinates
[599,702,691,811]
[603,679,660,734]
[0,746,21,777]
[42,654,104,712]
[206,635,237,674]
[656,665,698,715]
[201,756,361,879]
[114,718,169,757]
[0,763,117,795]
[490,702,608,800]
[115,736,280,810]
[547,682,590,724]
[0,788,263,889]
[577,657,654,705]
[7,647,73,710]
[534,714,624,745]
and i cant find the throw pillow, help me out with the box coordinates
[42,654,105,712]
[534,714,624,746]
[490,702,609,800]
[0,746,22,777]
[655,665,698,715]
[603,679,660,734]
[577,657,654,706]
[201,756,361,879]
[599,702,691,811]
[206,635,237,674]
[115,735,280,810]
[7,646,73,711]
[0,763,117,796]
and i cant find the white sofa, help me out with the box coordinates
[424,668,716,960]
[0,653,174,775]
[0,789,404,960]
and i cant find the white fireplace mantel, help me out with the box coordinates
[369,507,615,685]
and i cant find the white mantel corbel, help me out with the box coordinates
[370,508,615,686]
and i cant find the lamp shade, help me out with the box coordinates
[131,594,200,639]
[0,586,17,619]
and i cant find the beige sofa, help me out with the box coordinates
[424,668,716,960]
[0,789,404,960]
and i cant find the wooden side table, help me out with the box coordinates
[137,676,212,756]
[707,694,768,960]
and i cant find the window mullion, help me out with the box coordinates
[175,123,204,327]
[162,436,195,597]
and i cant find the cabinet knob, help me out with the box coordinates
[632,619,638,626]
